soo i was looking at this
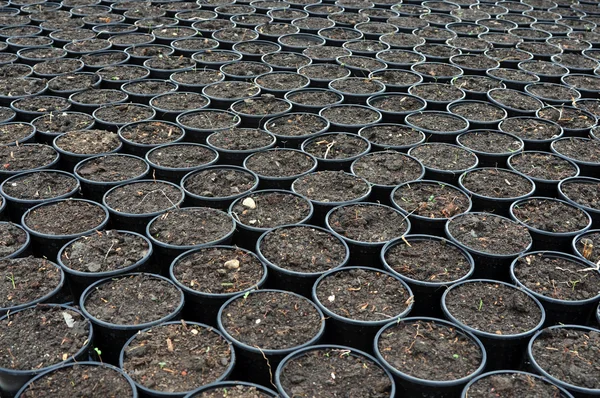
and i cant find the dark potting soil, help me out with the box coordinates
[0,108,15,123]
[512,198,589,233]
[514,252,600,301]
[378,320,482,381]
[410,143,478,171]
[76,154,147,183]
[245,150,314,178]
[279,347,392,398]
[173,38,219,52]
[330,78,384,95]
[19,364,134,398]
[109,33,154,46]
[321,105,380,126]
[451,103,505,122]
[122,322,232,393]
[84,274,181,325]
[531,328,600,390]
[448,213,532,256]
[465,372,564,398]
[171,70,223,86]
[359,125,423,148]
[204,81,260,100]
[221,62,271,78]
[562,180,600,211]
[393,181,470,219]
[410,83,464,103]
[64,39,111,54]
[385,238,472,282]
[173,246,264,295]
[371,70,422,87]
[194,385,271,398]
[0,66,33,80]
[338,55,387,72]
[286,90,341,107]
[527,83,580,101]
[231,96,290,116]
[304,133,368,160]
[458,131,522,154]
[149,208,232,247]
[445,281,542,335]
[553,138,600,163]
[302,46,350,61]
[125,45,172,59]
[193,51,240,64]
[212,27,258,42]
[509,152,577,181]
[178,110,239,130]
[231,192,311,229]
[235,41,281,56]
[105,181,182,215]
[3,171,77,200]
[461,169,533,198]
[564,75,600,92]
[24,200,105,236]
[316,268,410,321]
[97,65,149,82]
[94,104,154,125]
[220,291,322,350]
[120,121,184,145]
[0,222,25,257]
[0,123,33,145]
[62,230,149,274]
[123,80,177,96]
[152,92,209,112]
[208,128,273,151]
[12,97,69,113]
[519,60,567,77]
[501,117,561,141]
[453,76,504,93]
[55,129,120,155]
[33,112,93,135]
[369,95,425,113]
[352,151,423,186]
[406,112,467,132]
[265,113,327,137]
[184,168,255,198]
[260,226,346,273]
[0,257,61,309]
[489,89,542,111]
[293,171,370,203]
[262,53,311,69]
[0,306,89,370]
[328,204,408,242]
[147,144,216,169]
[70,89,128,106]
[539,107,596,131]
[81,52,128,68]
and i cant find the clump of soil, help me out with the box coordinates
[172,247,265,295]
[293,171,370,203]
[328,204,408,242]
[393,181,470,219]
[147,144,216,169]
[279,347,392,397]
[120,121,184,146]
[220,291,322,350]
[245,150,315,178]
[104,181,182,215]
[553,138,600,164]
[208,128,274,151]
[447,213,532,255]
[83,274,181,325]
[458,131,522,154]
[260,226,346,273]
[184,168,256,198]
[0,256,61,309]
[265,113,327,137]
[316,268,410,321]
[55,129,120,155]
[509,152,578,181]
[352,151,423,186]
[122,322,232,393]
[76,154,147,183]
[512,198,589,233]
[61,230,150,273]
[149,208,233,247]
[231,192,311,229]
[3,171,77,200]
[461,169,533,198]
[359,125,423,148]
[24,200,106,236]
[445,281,542,335]
[465,372,564,398]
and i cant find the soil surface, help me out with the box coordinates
[316,268,410,321]
[0,257,61,309]
[94,104,154,125]
[352,151,423,186]
[489,89,542,111]
[359,125,423,148]
[152,92,209,112]
[279,347,392,398]
[221,62,271,78]
[231,95,289,118]
[173,246,265,295]
[561,180,600,210]
[406,112,468,133]
[409,83,464,103]
[321,105,381,126]
[171,70,223,86]
[553,138,600,164]
[370,95,425,113]
[512,198,589,233]
[531,328,600,390]
[231,191,311,229]
[299,64,349,82]
[286,90,342,107]
[56,129,120,155]
[104,181,182,215]
[76,154,148,183]
[3,171,77,200]
[220,291,322,350]
[500,117,561,142]
[265,113,327,137]
[509,152,578,181]
[448,213,532,255]
[24,200,106,236]
[328,204,408,242]
[184,168,256,198]
[378,320,482,380]
[61,230,150,273]
[0,306,89,370]
[539,107,596,131]
[458,131,522,154]
[245,150,315,178]
[149,208,233,247]
[147,144,216,169]
[208,128,274,151]
[461,169,533,198]
[70,89,128,106]
[178,110,240,130]
[33,112,94,135]
[445,281,542,335]
[83,274,181,325]
[293,171,370,203]
[465,372,564,397]
[120,122,184,146]
[260,226,346,273]
[410,143,477,171]
[123,80,177,96]
[122,322,232,393]
[12,97,69,113]
[393,181,470,219]
[450,102,505,122]
[204,81,260,100]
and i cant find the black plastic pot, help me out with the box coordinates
[93,103,156,133]
[185,381,278,397]
[10,96,70,122]
[284,88,344,114]
[456,130,523,168]
[149,92,211,123]
[301,132,371,171]
[408,143,479,185]
[551,137,600,177]
[487,87,543,117]
[176,109,241,143]
[367,93,427,123]
[144,143,218,183]
[0,222,30,260]
[206,128,277,166]
[117,120,185,157]
[405,111,470,143]
[559,177,600,228]
[447,100,507,130]
[319,104,383,134]
[442,279,545,371]
[53,132,122,172]
[461,370,574,398]
[498,116,564,152]
[244,149,317,190]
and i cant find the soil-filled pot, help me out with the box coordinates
[0,170,80,223]
[511,251,600,326]
[358,123,425,153]
[458,168,536,216]
[319,104,382,134]
[181,166,259,210]
[150,92,211,123]
[184,381,278,397]
[508,151,580,197]
[21,199,109,260]
[264,112,329,148]
[53,129,122,171]
[80,273,184,365]
[404,111,469,143]
[391,180,472,236]
[120,321,235,398]
[32,111,95,145]
[456,130,523,168]
[447,100,507,131]
[229,189,313,250]
[0,304,93,396]
[58,230,153,299]
[461,370,574,398]
[102,179,184,233]
[144,143,218,183]
[118,120,185,157]
[74,154,150,203]
[445,212,533,282]
[292,171,371,226]
[374,317,486,398]
[382,235,475,317]
[408,143,479,185]
[527,325,600,398]
[537,106,597,138]
[499,116,563,152]
[147,207,235,272]
[170,245,267,326]
[93,103,156,133]
[244,148,317,190]
[206,128,276,166]
[442,279,545,371]
[559,177,600,228]
[68,89,129,114]
[0,144,59,183]
[510,197,592,252]
[487,87,543,117]
[313,267,413,352]
[276,345,396,398]
[301,132,371,172]
[256,224,349,297]
[551,137,600,178]
[176,109,241,144]
[10,97,70,123]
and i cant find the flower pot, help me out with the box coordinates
[206,128,276,166]
[456,130,523,168]
[461,370,574,398]
[559,177,600,228]
[185,381,278,397]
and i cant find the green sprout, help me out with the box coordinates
[477,298,483,311]
[158,362,167,369]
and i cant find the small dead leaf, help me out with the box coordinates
[62,312,75,328]
[166,338,174,352]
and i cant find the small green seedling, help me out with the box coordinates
[6,273,15,289]
[477,298,483,311]
[453,354,459,359]
[158,362,167,369]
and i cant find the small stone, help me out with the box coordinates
[224,259,240,269]
[242,197,256,209]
